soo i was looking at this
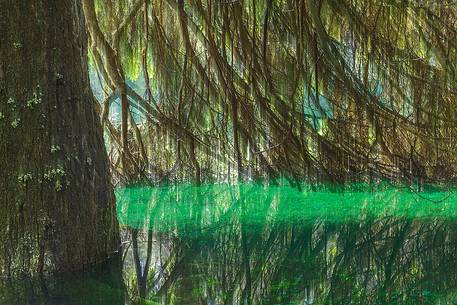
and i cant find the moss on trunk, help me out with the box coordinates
[0,0,119,276]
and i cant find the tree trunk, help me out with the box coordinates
[0,0,119,276]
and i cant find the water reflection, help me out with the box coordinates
[0,256,125,305]
[2,183,457,304]
[118,183,457,304]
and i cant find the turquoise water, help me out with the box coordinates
[116,183,457,230]
[116,183,457,304]
[3,182,457,304]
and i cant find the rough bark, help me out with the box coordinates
[0,0,119,276]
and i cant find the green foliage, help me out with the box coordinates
[90,0,457,184]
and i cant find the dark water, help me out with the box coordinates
[3,183,457,304]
